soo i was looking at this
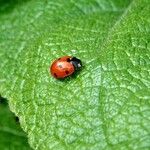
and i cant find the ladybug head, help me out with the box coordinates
[70,57,82,70]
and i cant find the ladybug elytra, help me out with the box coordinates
[50,56,82,79]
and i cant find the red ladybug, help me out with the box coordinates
[50,56,82,79]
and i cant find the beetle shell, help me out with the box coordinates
[50,56,82,79]
[50,56,74,79]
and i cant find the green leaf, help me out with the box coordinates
[0,0,150,149]
[98,0,150,149]
[0,97,32,150]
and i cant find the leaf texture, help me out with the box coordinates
[0,0,150,149]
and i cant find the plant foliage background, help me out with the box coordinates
[0,97,31,149]
[0,0,150,149]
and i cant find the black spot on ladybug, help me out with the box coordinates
[58,65,63,68]
[54,73,57,77]
[58,58,61,60]
[65,70,69,74]
[67,58,70,62]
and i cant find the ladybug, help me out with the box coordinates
[50,56,82,79]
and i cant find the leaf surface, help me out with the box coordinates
[0,0,150,149]
[98,0,150,149]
